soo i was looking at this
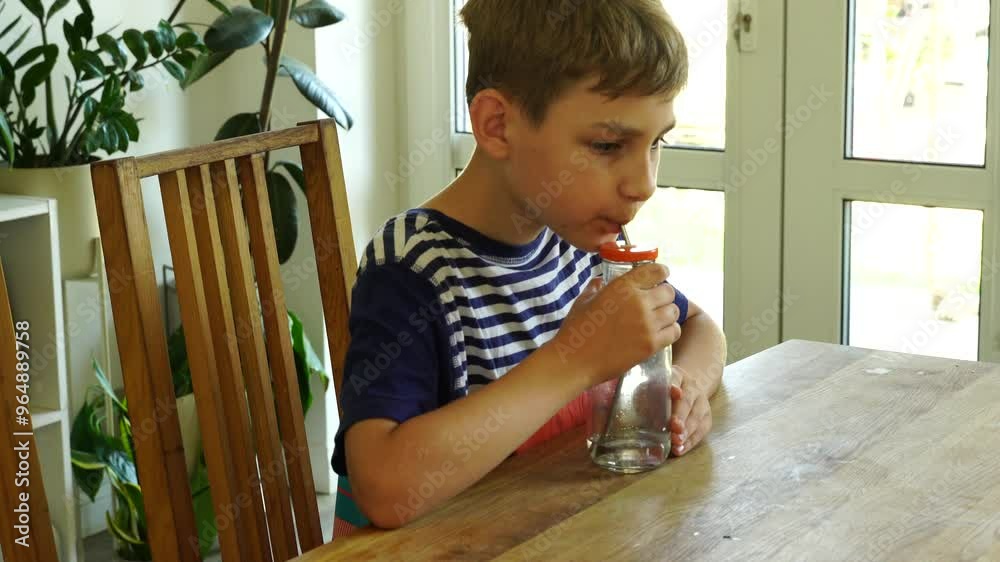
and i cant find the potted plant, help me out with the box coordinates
[1,0,354,272]
[71,309,330,560]
[70,359,213,561]
[0,0,211,278]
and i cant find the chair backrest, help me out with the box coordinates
[0,261,60,562]
[90,119,357,562]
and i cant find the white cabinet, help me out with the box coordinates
[1,195,80,561]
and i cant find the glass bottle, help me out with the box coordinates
[586,242,673,473]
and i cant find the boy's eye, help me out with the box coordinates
[591,141,622,155]
[590,135,670,155]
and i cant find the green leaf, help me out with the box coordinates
[175,30,199,50]
[5,26,30,54]
[162,59,185,81]
[99,76,117,107]
[69,393,113,501]
[1,15,23,41]
[172,50,195,69]
[0,53,12,106]
[272,161,307,196]
[47,0,71,20]
[119,416,134,461]
[97,33,128,69]
[289,310,329,414]
[167,326,193,398]
[190,458,217,557]
[83,131,97,154]
[118,111,139,142]
[279,55,353,130]
[73,11,92,41]
[19,0,43,19]
[294,316,327,385]
[25,116,43,139]
[143,30,163,58]
[62,19,82,52]
[206,0,231,15]
[70,450,106,501]
[293,349,312,412]
[214,112,260,141]
[112,479,146,535]
[122,29,147,67]
[291,0,345,28]
[106,511,144,546]
[109,118,128,152]
[157,20,176,52]
[77,0,91,18]
[180,49,230,89]
[91,358,128,417]
[14,44,52,69]
[70,427,109,494]
[103,121,119,151]
[104,449,138,487]
[0,110,13,163]
[116,119,130,151]
[266,170,298,265]
[19,45,58,106]
[71,50,104,79]
[70,449,107,471]
[204,6,274,52]
[125,69,144,91]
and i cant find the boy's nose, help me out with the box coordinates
[618,159,657,203]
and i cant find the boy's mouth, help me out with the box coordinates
[595,217,624,236]
[600,215,634,232]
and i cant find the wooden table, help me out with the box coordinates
[294,340,1000,561]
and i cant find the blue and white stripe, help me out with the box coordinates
[359,209,602,396]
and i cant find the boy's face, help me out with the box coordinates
[503,78,676,252]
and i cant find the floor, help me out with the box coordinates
[82,494,337,561]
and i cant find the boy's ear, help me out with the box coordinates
[469,89,516,160]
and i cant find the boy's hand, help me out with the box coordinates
[669,367,712,456]
[552,264,682,387]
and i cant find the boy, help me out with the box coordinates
[332,0,726,534]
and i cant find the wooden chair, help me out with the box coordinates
[90,119,357,561]
[0,260,60,562]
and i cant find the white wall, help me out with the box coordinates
[306,0,405,494]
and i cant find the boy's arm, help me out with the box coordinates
[346,342,589,529]
[669,300,727,456]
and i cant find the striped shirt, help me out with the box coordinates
[330,208,688,535]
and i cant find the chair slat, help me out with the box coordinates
[136,125,319,178]
[211,158,299,560]
[237,153,324,551]
[160,168,251,562]
[186,164,273,562]
[0,262,58,562]
[299,119,358,421]
[91,159,201,562]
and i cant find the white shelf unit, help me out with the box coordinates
[0,194,80,562]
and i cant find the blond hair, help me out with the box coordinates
[459,0,689,125]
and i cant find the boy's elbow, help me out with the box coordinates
[355,492,414,530]
[351,474,418,529]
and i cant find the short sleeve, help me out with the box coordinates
[674,285,690,325]
[331,263,451,476]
